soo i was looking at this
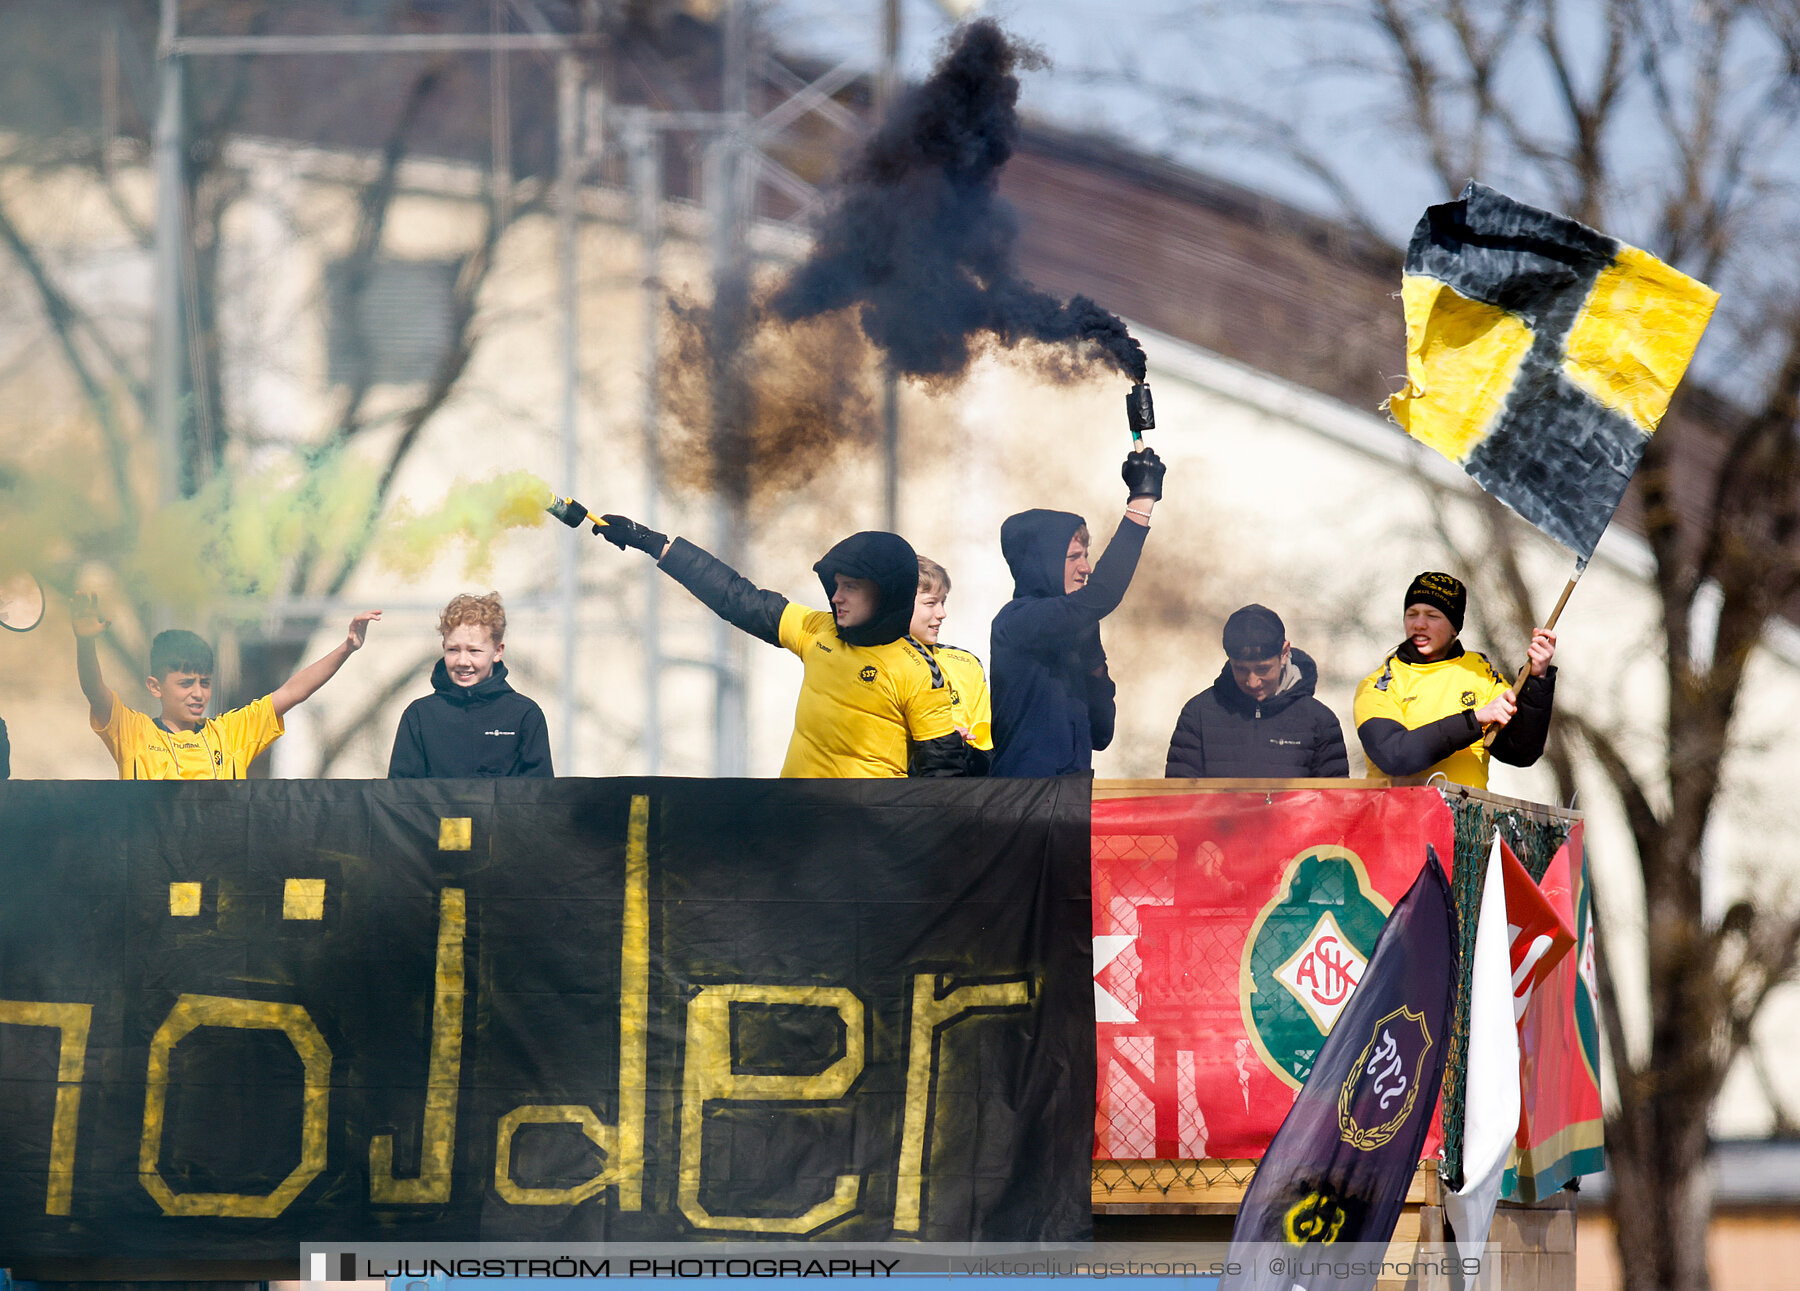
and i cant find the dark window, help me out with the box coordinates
[326,257,459,386]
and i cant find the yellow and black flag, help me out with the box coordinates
[1389,183,1718,558]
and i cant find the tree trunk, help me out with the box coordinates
[1609,1091,1714,1291]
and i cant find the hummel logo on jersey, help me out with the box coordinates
[816,642,833,652]
[1398,695,1417,705]
[484,729,515,737]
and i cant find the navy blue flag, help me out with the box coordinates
[1225,847,1459,1291]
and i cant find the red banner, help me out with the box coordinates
[1091,788,1454,1160]
[1510,821,1604,1200]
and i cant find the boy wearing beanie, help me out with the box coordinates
[1164,604,1347,778]
[1353,571,1557,788]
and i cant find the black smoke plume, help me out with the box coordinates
[769,19,1147,384]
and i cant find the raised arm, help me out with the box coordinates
[601,515,790,647]
[270,611,381,718]
[70,593,113,725]
[1490,629,1558,767]
[993,449,1164,648]
[995,517,1150,646]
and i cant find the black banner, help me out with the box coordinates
[0,777,1093,1262]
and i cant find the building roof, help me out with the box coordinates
[1578,1139,1800,1208]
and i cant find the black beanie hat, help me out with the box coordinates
[1405,571,1466,633]
[1222,604,1286,660]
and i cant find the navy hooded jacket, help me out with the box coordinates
[989,510,1148,776]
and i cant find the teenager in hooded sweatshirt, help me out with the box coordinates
[595,513,976,777]
[989,447,1166,776]
[389,592,554,777]
[1163,604,1347,778]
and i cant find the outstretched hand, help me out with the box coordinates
[1122,447,1166,501]
[345,610,382,652]
[70,592,109,639]
[599,514,670,558]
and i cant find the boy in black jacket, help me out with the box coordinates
[1164,604,1347,778]
[388,592,553,778]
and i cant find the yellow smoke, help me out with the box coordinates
[3,445,552,612]
[378,470,553,579]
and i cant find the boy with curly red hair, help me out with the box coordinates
[388,592,553,777]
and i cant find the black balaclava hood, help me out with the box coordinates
[813,531,920,647]
[1000,509,1086,600]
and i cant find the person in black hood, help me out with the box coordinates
[595,515,975,777]
[389,592,553,778]
[1164,604,1348,778]
[989,447,1166,776]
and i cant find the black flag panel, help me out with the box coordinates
[1226,848,1459,1291]
[0,777,1094,1262]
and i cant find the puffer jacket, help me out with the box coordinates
[1164,648,1349,778]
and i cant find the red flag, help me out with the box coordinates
[1501,839,1575,1023]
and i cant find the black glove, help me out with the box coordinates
[598,514,669,557]
[1122,447,1165,501]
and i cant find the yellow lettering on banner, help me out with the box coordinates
[438,817,472,851]
[282,878,326,921]
[615,794,650,1209]
[1388,275,1533,461]
[0,1000,94,1216]
[892,975,1032,1233]
[1562,244,1718,433]
[370,889,466,1203]
[678,985,864,1233]
[487,794,651,1211]
[168,882,202,917]
[493,1106,617,1205]
[139,995,331,1217]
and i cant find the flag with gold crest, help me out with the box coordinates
[1389,182,1718,558]
[1224,849,1459,1291]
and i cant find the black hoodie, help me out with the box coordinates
[388,659,553,778]
[1163,648,1349,778]
[989,509,1147,776]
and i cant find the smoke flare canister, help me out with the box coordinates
[1126,382,1155,447]
[547,496,606,533]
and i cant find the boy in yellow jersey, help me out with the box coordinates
[906,556,992,773]
[1353,571,1557,789]
[595,516,977,777]
[71,593,382,780]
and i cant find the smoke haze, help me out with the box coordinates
[771,19,1147,384]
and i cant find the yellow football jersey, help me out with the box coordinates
[1352,650,1511,788]
[777,605,956,778]
[931,643,993,752]
[93,691,284,780]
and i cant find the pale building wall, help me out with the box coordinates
[2,135,1798,1134]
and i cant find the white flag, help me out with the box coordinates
[1443,831,1522,1288]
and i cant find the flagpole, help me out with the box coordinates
[1482,557,1587,749]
